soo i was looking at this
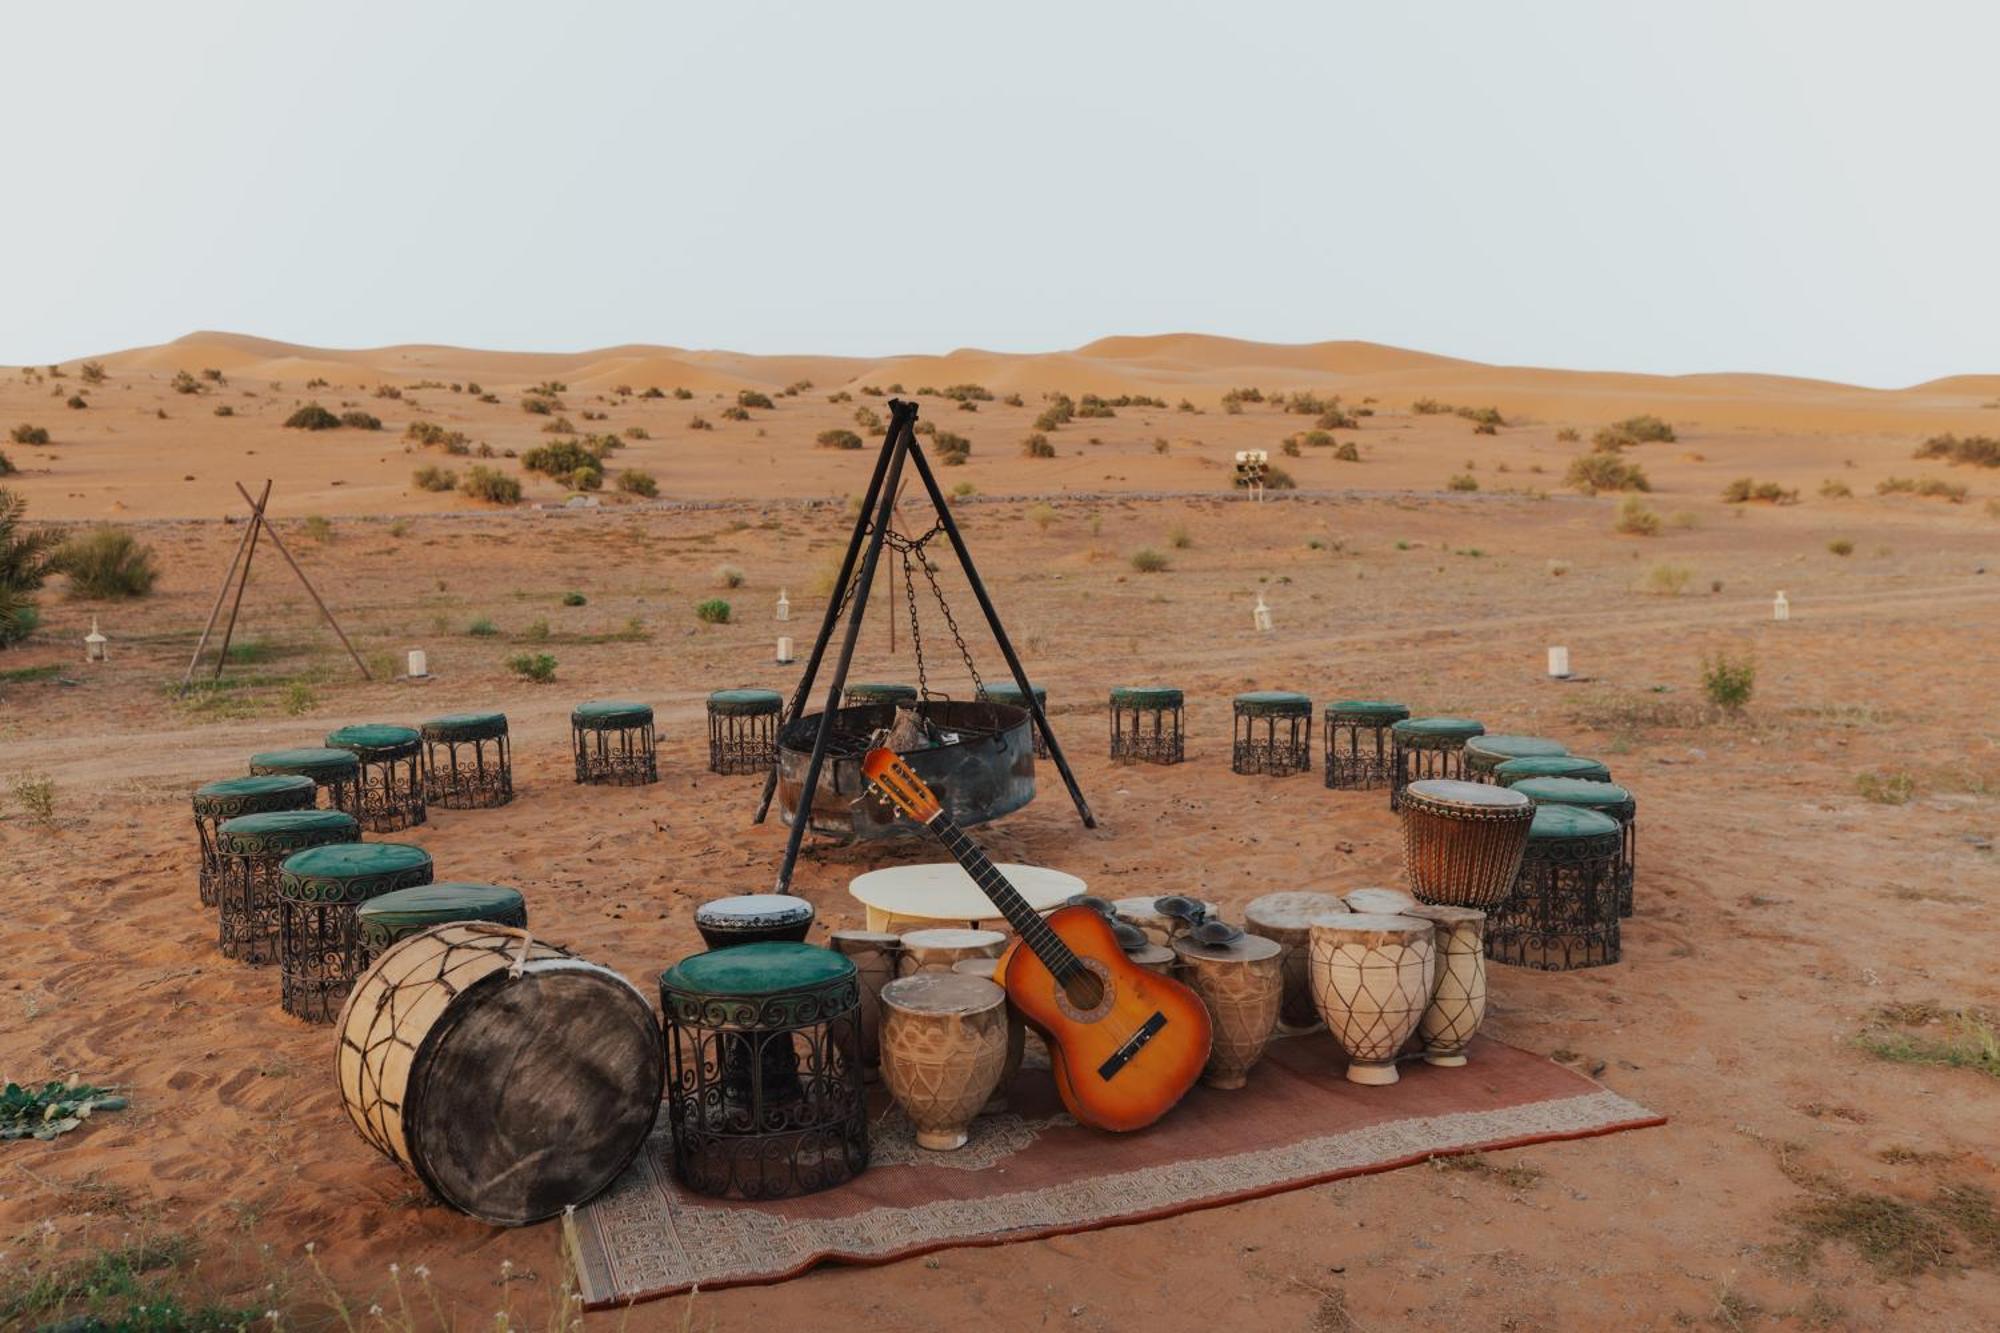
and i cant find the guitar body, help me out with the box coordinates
[995,905,1212,1132]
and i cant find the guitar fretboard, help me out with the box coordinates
[931,817,1082,980]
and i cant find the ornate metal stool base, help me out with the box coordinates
[326,725,427,832]
[248,747,364,822]
[707,689,782,776]
[1485,806,1622,971]
[1232,691,1312,776]
[1511,776,1638,918]
[1324,701,1409,790]
[421,712,513,809]
[279,842,434,1022]
[193,774,317,907]
[1389,716,1485,811]
[572,700,658,785]
[1110,687,1184,765]
[215,809,359,964]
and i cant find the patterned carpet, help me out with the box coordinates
[569,1033,1662,1309]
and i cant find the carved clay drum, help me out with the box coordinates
[1112,896,1220,947]
[1343,886,1419,916]
[1244,891,1349,1033]
[952,957,1025,1113]
[1308,913,1438,1086]
[879,972,1010,1150]
[829,929,902,1077]
[1405,904,1488,1066]
[1172,934,1284,1090]
[334,922,662,1225]
[694,893,815,950]
[896,927,1006,977]
[1398,779,1534,909]
[1124,942,1177,976]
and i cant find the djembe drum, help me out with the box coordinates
[1244,891,1349,1033]
[829,929,901,1078]
[694,893,815,949]
[1344,886,1419,916]
[1308,913,1437,1086]
[1405,903,1488,1066]
[192,774,317,907]
[951,957,1026,1114]
[879,972,1010,1150]
[896,928,1007,977]
[1463,735,1568,783]
[1124,943,1176,975]
[1173,934,1284,1089]
[1398,779,1534,908]
[335,923,663,1225]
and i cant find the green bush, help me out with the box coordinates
[284,403,341,430]
[338,410,382,430]
[695,598,732,624]
[1264,464,1297,490]
[1023,432,1055,458]
[521,440,602,484]
[1877,476,1967,501]
[0,488,59,645]
[521,395,553,415]
[467,617,499,637]
[11,424,50,445]
[507,652,558,683]
[933,430,971,464]
[616,469,658,498]
[1913,434,2000,468]
[1594,415,1676,450]
[1447,473,1479,492]
[213,404,235,417]
[412,465,457,492]
[459,466,522,504]
[1333,441,1360,462]
[54,527,158,598]
[66,394,86,410]
[1701,651,1755,712]
[689,415,713,431]
[1722,478,1799,504]
[720,405,750,422]
[0,450,12,475]
[1829,538,1854,556]
[1614,496,1660,536]
[1566,453,1651,494]
[817,429,863,450]
[737,389,775,410]
[1819,478,1853,498]
[1129,547,1170,573]
[561,591,586,606]
[714,564,745,588]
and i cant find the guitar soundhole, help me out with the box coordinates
[1063,969,1105,1011]
[1053,957,1113,1022]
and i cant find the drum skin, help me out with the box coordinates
[334,922,663,1226]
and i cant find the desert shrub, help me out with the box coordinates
[284,403,341,431]
[171,370,203,394]
[1595,415,1676,450]
[561,591,586,606]
[65,394,86,410]
[54,527,158,598]
[817,429,863,451]
[1167,524,1192,549]
[301,515,334,543]
[467,617,498,637]
[10,424,49,446]
[507,652,558,683]
[1411,397,1446,415]
[1129,547,1170,573]
[459,466,522,504]
[79,361,106,384]
[541,416,574,435]
[1556,427,1580,443]
[1819,478,1854,498]
[1222,387,1265,409]
[373,384,402,400]
[213,404,235,417]
[1642,561,1691,595]
[1281,439,1301,458]
[1877,476,1967,501]
[1028,502,1057,531]
[1722,478,1800,504]
[1701,651,1755,712]
[338,410,381,431]
[616,469,658,498]
[521,440,602,485]
[1447,473,1479,492]
[520,395,552,415]
[1472,421,1497,436]
[1614,496,1661,535]
[933,431,971,464]
[1333,441,1360,462]
[1566,453,1651,494]
[695,598,731,624]
[689,415,713,431]
[720,405,750,422]
[714,564,745,588]
[853,406,881,431]
[624,426,650,440]
[1855,770,1917,805]
[1022,432,1055,459]
[412,465,457,492]
[637,386,664,399]
[1828,538,1854,556]
[1914,434,2000,467]
[737,389,774,410]
[1317,407,1359,430]
[570,466,603,491]
[1264,465,1297,490]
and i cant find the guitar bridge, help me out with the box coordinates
[1096,1010,1167,1082]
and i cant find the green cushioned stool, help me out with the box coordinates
[1485,805,1623,971]
[277,842,434,1023]
[213,809,359,965]
[192,774,317,908]
[1324,700,1410,790]
[1389,716,1486,812]
[1109,686,1184,765]
[706,688,783,776]
[978,681,1049,758]
[356,882,527,960]
[325,724,427,832]
[1232,691,1312,777]
[420,712,513,810]
[658,941,867,1200]
[1495,755,1613,786]
[248,747,363,821]
[1464,735,1569,783]
[841,682,917,708]
[1511,777,1638,918]
[571,699,657,785]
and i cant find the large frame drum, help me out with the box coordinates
[1398,779,1534,909]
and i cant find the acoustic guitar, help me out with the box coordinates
[862,747,1211,1132]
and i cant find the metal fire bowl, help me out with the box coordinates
[776,699,1036,843]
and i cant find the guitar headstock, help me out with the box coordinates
[862,746,942,823]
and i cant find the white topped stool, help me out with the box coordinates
[848,862,1084,933]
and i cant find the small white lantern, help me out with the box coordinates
[775,588,790,622]
[1773,591,1789,622]
[406,648,430,679]
[1253,592,1273,632]
[83,616,107,663]
[776,634,795,664]
[1547,645,1570,678]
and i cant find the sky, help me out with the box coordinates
[2,1,1995,387]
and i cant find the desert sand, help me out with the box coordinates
[2,332,1998,1331]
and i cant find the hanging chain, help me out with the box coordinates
[830,514,985,702]
[918,534,984,699]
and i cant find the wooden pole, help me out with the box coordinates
[179,479,270,692]
[233,482,373,681]
[210,488,270,680]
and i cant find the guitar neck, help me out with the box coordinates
[928,816,1081,979]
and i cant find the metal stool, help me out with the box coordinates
[1511,776,1638,918]
[658,941,868,1200]
[248,747,363,821]
[842,682,917,709]
[1109,686,1184,765]
[1464,735,1568,783]
[325,724,427,831]
[355,882,527,963]
[214,809,358,964]
[1323,700,1409,790]
[977,681,1048,757]
[193,774,316,907]
[420,712,513,809]
[1485,805,1622,970]
[571,700,657,785]
[1496,755,1612,786]
[278,842,433,1022]
[706,688,783,775]
[1232,690,1312,776]
[1389,716,1485,811]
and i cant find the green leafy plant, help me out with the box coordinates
[507,652,558,683]
[459,466,522,504]
[467,616,498,637]
[1,1078,127,1140]
[283,403,341,430]
[1701,651,1755,712]
[695,598,732,624]
[1614,496,1661,536]
[616,468,658,497]
[54,527,158,598]
[561,591,587,607]
[1567,453,1651,494]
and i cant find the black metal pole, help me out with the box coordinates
[771,401,919,891]
[901,441,1096,829]
[754,408,907,824]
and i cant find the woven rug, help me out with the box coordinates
[568,1033,1661,1308]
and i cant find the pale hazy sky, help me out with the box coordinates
[4,2,1995,386]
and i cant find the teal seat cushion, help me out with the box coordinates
[572,699,654,728]
[325,724,422,756]
[707,688,784,716]
[193,774,318,818]
[662,941,855,997]
[249,747,360,777]
[1392,716,1485,740]
[1465,735,1569,762]
[1235,690,1311,715]
[281,841,433,883]
[1496,755,1612,784]
[1111,686,1183,707]
[1513,777,1634,809]
[1526,804,1622,841]
[421,712,509,742]
[358,882,526,933]
[214,808,358,855]
[1327,700,1410,720]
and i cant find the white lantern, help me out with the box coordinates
[84,616,107,663]
[775,589,790,622]
[1253,593,1273,632]
[407,648,430,679]
[776,634,795,664]
[1773,591,1789,623]
[1547,646,1570,678]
